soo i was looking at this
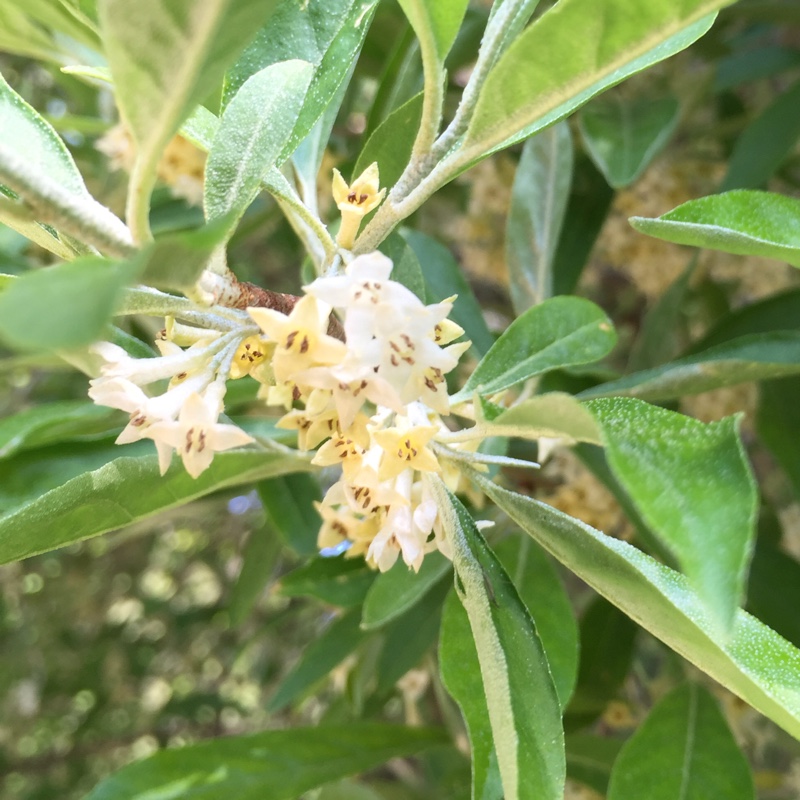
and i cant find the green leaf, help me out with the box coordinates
[0,70,88,258]
[223,0,378,151]
[565,733,623,796]
[578,94,680,188]
[748,535,800,649]
[380,232,427,301]
[587,398,757,630]
[0,401,121,460]
[552,156,614,296]
[0,448,309,566]
[354,92,424,191]
[580,332,800,401]
[362,551,452,630]
[721,79,800,190]
[430,478,565,800]
[0,256,138,351]
[758,376,800,499]
[465,0,728,157]
[269,607,367,712]
[689,288,800,353]
[403,229,495,357]
[506,121,573,314]
[451,296,616,404]
[374,579,448,695]
[630,190,800,267]
[204,60,314,228]
[475,474,800,739]
[98,0,280,206]
[398,0,468,62]
[85,723,446,800]
[566,596,638,727]
[439,589,503,800]
[137,216,235,291]
[277,556,375,608]
[486,392,602,446]
[607,684,754,800]
[258,472,321,556]
[228,525,282,625]
[715,45,800,91]
[494,535,579,706]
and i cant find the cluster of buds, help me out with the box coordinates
[88,250,475,572]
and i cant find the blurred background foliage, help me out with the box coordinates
[2,0,800,798]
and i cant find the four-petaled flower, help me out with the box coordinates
[331,163,386,249]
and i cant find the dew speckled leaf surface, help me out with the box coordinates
[223,0,378,154]
[0,449,310,565]
[475,474,800,740]
[580,332,800,401]
[607,684,755,800]
[84,724,446,800]
[204,60,313,225]
[587,397,757,630]
[451,296,616,404]
[430,478,565,800]
[439,589,503,800]
[465,0,731,156]
[630,190,800,266]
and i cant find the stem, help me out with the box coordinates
[409,28,445,162]
[432,0,531,160]
[125,150,157,245]
[0,144,135,258]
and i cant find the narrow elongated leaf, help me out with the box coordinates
[0,448,310,565]
[204,60,314,226]
[354,93,424,191]
[579,95,679,188]
[494,535,579,705]
[451,296,616,404]
[506,121,573,313]
[258,472,322,556]
[0,401,121,460]
[565,734,623,795]
[439,589,503,800]
[0,70,88,257]
[475,474,800,739]
[722,79,800,190]
[566,596,638,727]
[228,525,282,625]
[398,0,468,62]
[429,477,565,800]
[689,288,800,353]
[269,608,367,711]
[587,398,757,630]
[608,684,754,800]
[552,156,614,296]
[223,0,378,153]
[758,376,800,499]
[580,332,800,401]
[748,536,800,648]
[0,257,138,351]
[465,0,729,156]
[362,551,452,630]
[99,0,279,199]
[630,190,800,267]
[85,723,446,800]
[278,556,375,607]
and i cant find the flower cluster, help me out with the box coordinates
[88,252,473,572]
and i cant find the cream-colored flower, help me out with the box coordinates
[229,335,273,380]
[372,422,440,481]
[248,295,346,384]
[146,391,253,478]
[332,163,386,248]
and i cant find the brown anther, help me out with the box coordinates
[198,430,206,452]
[286,330,298,349]
[299,336,310,354]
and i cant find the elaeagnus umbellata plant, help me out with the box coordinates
[2,0,800,797]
